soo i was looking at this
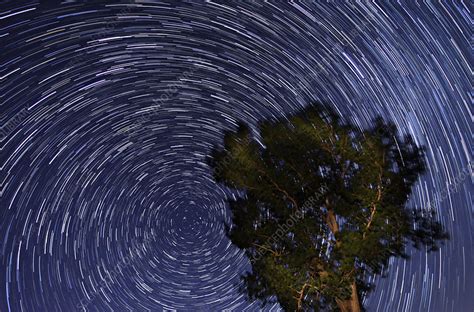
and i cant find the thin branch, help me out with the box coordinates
[363,152,385,239]
[257,168,299,209]
[296,283,309,311]
[252,243,281,257]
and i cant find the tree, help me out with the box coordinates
[209,103,448,311]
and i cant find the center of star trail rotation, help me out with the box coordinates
[0,1,471,311]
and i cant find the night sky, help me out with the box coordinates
[0,1,472,311]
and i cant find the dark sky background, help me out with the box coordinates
[0,1,471,311]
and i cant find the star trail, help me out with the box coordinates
[0,1,471,311]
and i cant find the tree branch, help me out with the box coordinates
[252,243,281,257]
[296,283,309,311]
[363,152,385,239]
[257,168,299,209]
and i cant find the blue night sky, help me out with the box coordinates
[0,1,471,311]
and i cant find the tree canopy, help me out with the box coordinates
[209,103,448,312]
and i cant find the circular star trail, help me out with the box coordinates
[0,1,471,311]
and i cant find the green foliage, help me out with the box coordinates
[208,103,448,311]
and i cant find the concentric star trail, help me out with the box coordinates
[0,1,471,311]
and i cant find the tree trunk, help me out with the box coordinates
[325,199,361,312]
[336,282,361,312]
